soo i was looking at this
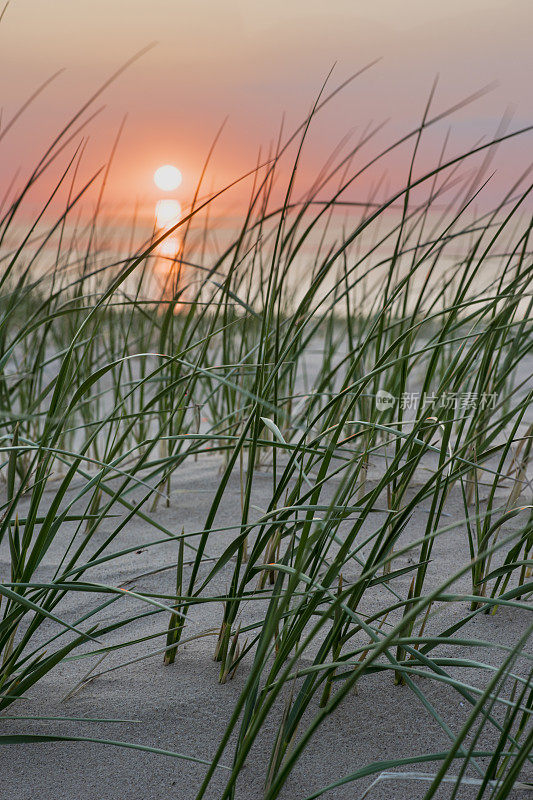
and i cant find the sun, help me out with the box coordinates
[153,164,182,192]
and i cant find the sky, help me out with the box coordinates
[1,0,531,219]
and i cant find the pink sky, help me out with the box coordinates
[1,0,531,218]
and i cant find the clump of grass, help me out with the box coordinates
[0,62,531,800]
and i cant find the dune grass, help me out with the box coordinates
[0,70,532,798]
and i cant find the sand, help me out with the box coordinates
[0,444,531,800]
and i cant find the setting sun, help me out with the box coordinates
[153,164,182,191]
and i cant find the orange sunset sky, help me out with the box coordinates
[1,0,531,219]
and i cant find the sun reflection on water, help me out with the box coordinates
[155,198,181,229]
[152,165,184,304]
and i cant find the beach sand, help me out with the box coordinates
[1,446,531,800]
